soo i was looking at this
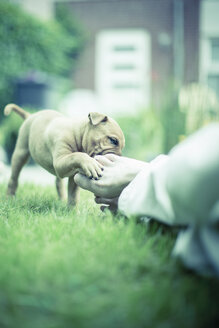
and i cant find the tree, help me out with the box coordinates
[0,0,84,114]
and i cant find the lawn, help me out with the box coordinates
[0,183,218,328]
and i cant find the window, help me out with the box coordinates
[208,74,219,95]
[95,29,151,115]
[200,1,219,99]
[211,38,219,62]
[113,45,136,52]
[113,64,136,70]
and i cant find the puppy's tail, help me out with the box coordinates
[4,103,30,120]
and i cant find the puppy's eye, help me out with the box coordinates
[108,137,119,146]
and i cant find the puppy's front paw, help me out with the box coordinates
[81,157,103,180]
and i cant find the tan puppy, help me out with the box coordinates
[4,104,125,206]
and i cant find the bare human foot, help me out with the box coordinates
[74,154,149,199]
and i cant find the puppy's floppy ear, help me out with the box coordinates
[88,112,108,126]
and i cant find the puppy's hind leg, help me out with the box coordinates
[67,176,80,207]
[7,122,30,196]
[55,177,66,201]
[7,147,30,196]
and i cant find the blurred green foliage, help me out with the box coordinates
[0,112,23,163]
[179,83,219,135]
[0,108,37,163]
[158,84,186,153]
[117,109,164,161]
[158,82,219,154]
[56,3,86,69]
[116,85,186,160]
[0,0,85,114]
[118,82,219,161]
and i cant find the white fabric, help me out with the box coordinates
[118,124,219,276]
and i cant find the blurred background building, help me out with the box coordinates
[9,0,219,116]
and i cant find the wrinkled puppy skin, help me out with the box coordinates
[4,104,125,206]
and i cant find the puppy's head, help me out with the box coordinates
[83,112,125,157]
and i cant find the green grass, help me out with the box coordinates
[0,183,218,328]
